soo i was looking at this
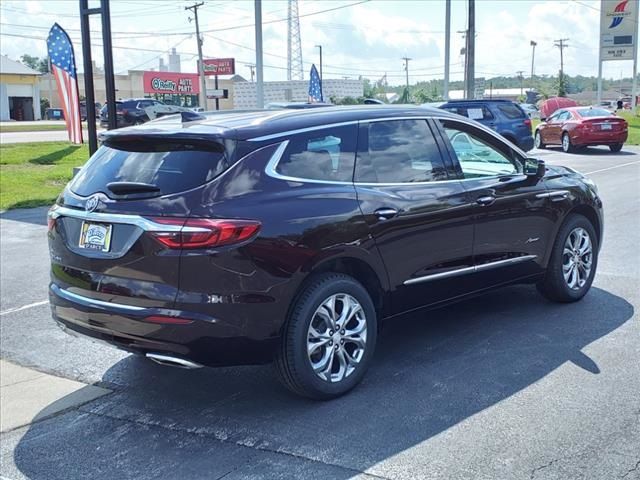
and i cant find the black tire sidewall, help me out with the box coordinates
[287,274,377,399]
[535,130,544,149]
[544,215,598,302]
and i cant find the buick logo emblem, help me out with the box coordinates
[85,195,100,213]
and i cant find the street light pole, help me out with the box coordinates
[402,56,411,91]
[186,2,207,110]
[255,0,264,108]
[443,0,451,100]
[530,40,537,83]
[315,44,323,101]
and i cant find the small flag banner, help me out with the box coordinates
[308,64,323,103]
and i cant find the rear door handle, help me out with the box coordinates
[476,196,496,206]
[374,208,398,220]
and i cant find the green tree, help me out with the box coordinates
[555,70,568,97]
[20,54,49,73]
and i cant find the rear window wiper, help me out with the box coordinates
[106,182,161,195]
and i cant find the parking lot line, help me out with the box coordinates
[585,160,640,175]
[0,300,48,316]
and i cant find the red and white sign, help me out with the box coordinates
[143,71,200,94]
[203,58,235,76]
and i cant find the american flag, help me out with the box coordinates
[308,64,323,103]
[47,23,82,144]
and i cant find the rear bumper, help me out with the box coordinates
[571,131,627,146]
[49,283,278,366]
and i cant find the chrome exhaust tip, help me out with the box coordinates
[145,353,203,369]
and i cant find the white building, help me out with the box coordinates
[0,56,42,121]
[233,79,363,108]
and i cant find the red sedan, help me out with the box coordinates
[534,107,628,153]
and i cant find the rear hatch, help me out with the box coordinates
[494,102,532,137]
[49,133,235,309]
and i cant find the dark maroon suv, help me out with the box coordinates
[48,106,603,399]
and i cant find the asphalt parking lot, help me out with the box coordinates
[1,145,638,480]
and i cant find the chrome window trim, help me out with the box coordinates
[49,206,209,233]
[403,255,537,286]
[259,114,528,186]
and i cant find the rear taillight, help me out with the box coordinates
[523,118,531,127]
[148,217,261,249]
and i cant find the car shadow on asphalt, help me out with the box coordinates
[11,285,634,479]
[542,146,638,156]
[0,206,48,226]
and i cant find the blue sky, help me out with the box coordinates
[0,0,636,85]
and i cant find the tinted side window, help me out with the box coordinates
[355,120,447,183]
[438,119,521,179]
[275,125,357,182]
[137,100,154,109]
[497,103,525,119]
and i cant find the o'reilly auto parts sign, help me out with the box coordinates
[600,0,639,60]
[143,71,201,94]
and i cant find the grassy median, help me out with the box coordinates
[0,142,88,210]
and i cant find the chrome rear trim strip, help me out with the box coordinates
[536,190,569,199]
[52,285,146,312]
[49,206,208,232]
[404,255,537,286]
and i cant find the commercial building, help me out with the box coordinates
[0,55,42,121]
[39,69,363,112]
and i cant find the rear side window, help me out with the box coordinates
[275,125,357,182]
[442,105,494,121]
[355,120,447,183]
[70,140,232,198]
[496,103,526,119]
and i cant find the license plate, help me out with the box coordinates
[601,123,612,130]
[79,222,113,252]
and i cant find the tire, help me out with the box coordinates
[537,214,598,303]
[609,143,623,153]
[275,273,377,400]
[561,132,573,153]
[534,130,545,149]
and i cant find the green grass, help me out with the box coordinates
[1,124,69,132]
[0,142,88,210]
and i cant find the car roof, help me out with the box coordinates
[103,105,460,141]
[442,99,514,104]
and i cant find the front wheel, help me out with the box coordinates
[534,130,545,149]
[609,143,623,153]
[275,273,377,400]
[537,214,598,302]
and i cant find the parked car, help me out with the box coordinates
[438,99,534,151]
[48,105,603,399]
[519,103,540,119]
[45,108,64,120]
[534,106,628,153]
[80,101,101,121]
[99,98,191,129]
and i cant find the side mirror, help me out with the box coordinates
[540,117,547,122]
[525,158,546,178]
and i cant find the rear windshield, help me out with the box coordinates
[496,103,526,119]
[70,140,231,198]
[578,108,612,117]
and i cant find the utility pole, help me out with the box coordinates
[554,38,569,96]
[315,45,323,89]
[402,56,411,91]
[247,64,255,82]
[465,0,475,99]
[186,2,207,109]
[255,0,264,108]
[443,0,451,100]
[517,70,524,97]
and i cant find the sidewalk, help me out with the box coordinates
[0,360,110,433]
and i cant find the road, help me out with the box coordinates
[1,146,639,480]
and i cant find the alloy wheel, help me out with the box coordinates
[562,134,570,152]
[562,227,593,290]
[307,293,367,383]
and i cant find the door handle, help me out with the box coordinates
[476,196,496,206]
[374,208,398,220]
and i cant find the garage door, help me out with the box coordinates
[6,84,33,97]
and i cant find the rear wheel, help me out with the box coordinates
[275,273,377,400]
[609,143,623,153]
[534,130,545,149]
[537,214,598,303]
[561,132,574,153]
